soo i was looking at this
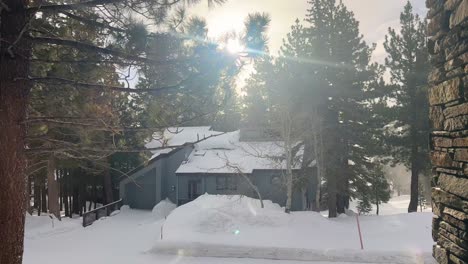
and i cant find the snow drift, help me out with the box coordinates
[154,194,434,263]
[152,198,177,219]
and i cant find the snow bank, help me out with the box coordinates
[25,214,82,240]
[156,194,434,261]
[152,198,176,219]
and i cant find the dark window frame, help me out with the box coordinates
[216,175,238,191]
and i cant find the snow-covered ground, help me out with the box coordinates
[24,195,436,264]
[347,195,432,216]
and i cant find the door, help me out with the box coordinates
[188,180,201,201]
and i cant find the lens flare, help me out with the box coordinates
[226,39,245,54]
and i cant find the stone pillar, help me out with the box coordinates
[427,0,468,263]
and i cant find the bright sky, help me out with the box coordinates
[189,0,427,64]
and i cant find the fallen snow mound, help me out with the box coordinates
[159,194,433,256]
[152,198,176,219]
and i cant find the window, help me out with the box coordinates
[270,175,282,185]
[216,176,237,190]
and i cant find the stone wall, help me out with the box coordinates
[427,0,468,263]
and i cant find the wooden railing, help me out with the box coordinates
[82,199,123,227]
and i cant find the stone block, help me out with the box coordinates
[454,137,468,147]
[444,207,468,221]
[436,167,462,175]
[446,0,464,11]
[429,0,445,19]
[439,173,468,198]
[434,244,449,264]
[446,39,468,61]
[444,115,468,131]
[434,137,454,148]
[451,0,468,28]
[429,78,461,105]
[444,103,468,118]
[430,106,446,130]
[429,67,445,85]
[431,151,455,167]
[441,221,468,240]
[440,228,468,250]
[438,235,468,259]
[454,148,468,161]
[432,188,468,212]
[430,10,451,36]
[450,253,468,264]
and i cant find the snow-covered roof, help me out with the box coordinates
[176,130,312,174]
[145,127,222,160]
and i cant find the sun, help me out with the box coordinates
[225,38,245,54]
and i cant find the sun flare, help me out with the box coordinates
[225,38,245,54]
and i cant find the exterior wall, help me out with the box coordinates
[427,1,468,263]
[162,146,193,203]
[122,166,157,209]
[119,146,192,209]
[177,170,317,210]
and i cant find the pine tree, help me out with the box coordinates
[383,1,429,213]
[242,0,384,217]
[304,0,382,217]
[370,165,391,215]
[1,0,270,261]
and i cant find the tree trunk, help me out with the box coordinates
[72,181,80,215]
[47,156,61,219]
[324,108,338,218]
[27,176,33,214]
[0,1,31,262]
[34,176,41,213]
[63,170,70,217]
[284,128,293,214]
[311,108,323,212]
[408,156,419,212]
[103,160,114,204]
[376,202,380,216]
[59,170,63,211]
[41,177,47,213]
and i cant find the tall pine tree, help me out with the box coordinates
[383,1,429,213]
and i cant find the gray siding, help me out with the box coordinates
[176,169,317,211]
[120,146,192,209]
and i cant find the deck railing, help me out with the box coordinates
[82,199,123,227]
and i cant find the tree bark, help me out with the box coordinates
[103,160,114,204]
[63,170,70,217]
[312,113,323,212]
[284,116,294,214]
[324,108,338,218]
[34,176,41,212]
[47,156,61,219]
[0,1,31,262]
[408,135,419,212]
[41,177,47,213]
[27,176,33,214]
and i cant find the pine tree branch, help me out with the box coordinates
[27,0,186,12]
[29,36,166,64]
[26,132,225,153]
[60,11,126,33]
[28,0,127,12]
[25,75,192,94]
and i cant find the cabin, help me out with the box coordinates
[119,127,317,211]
